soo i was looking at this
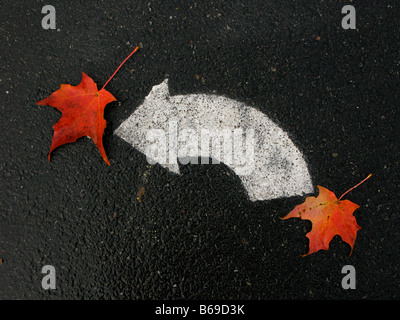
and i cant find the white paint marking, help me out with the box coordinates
[114,79,313,201]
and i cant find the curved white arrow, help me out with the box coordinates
[114,79,313,201]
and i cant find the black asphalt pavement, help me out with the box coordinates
[0,0,399,300]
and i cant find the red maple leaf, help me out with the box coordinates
[281,174,372,256]
[38,72,116,164]
[38,47,139,165]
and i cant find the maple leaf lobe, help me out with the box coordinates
[282,185,361,256]
[37,72,116,165]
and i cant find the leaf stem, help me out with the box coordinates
[338,173,372,200]
[101,46,139,91]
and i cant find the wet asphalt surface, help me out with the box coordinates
[0,0,399,299]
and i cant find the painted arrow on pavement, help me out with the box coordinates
[115,79,313,201]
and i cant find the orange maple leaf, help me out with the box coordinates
[282,174,372,256]
[37,47,139,165]
[38,72,116,165]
